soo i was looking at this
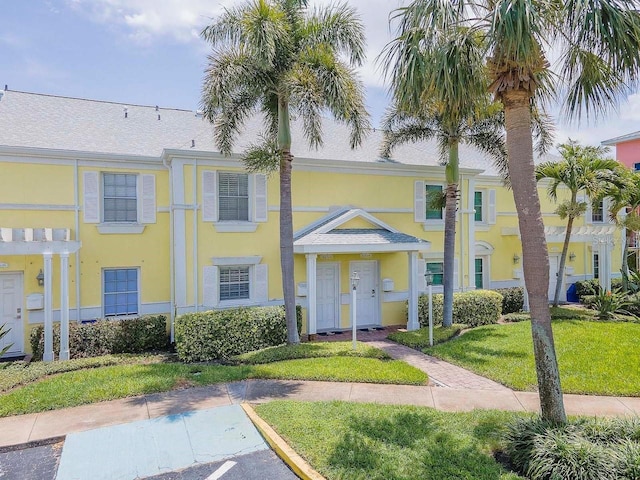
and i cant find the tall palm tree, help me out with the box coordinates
[388,0,640,423]
[607,167,640,286]
[381,102,506,327]
[201,0,369,344]
[536,141,618,306]
[382,27,505,327]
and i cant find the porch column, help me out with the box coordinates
[407,251,419,331]
[306,254,317,336]
[43,252,54,362]
[59,252,70,361]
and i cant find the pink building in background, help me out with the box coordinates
[602,130,640,170]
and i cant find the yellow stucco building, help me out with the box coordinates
[0,89,621,358]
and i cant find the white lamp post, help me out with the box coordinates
[425,271,434,347]
[350,271,360,350]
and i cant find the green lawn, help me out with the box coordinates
[425,320,640,395]
[387,324,466,349]
[256,400,523,480]
[0,342,427,416]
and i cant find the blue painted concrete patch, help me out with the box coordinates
[56,405,267,480]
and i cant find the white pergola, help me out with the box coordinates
[0,228,81,361]
[293,209,430,334]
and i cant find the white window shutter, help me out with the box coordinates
[581,196,592,224]
[254,264,269,302]
[253,174,268,222]
[417,259,426,293]
[488,189,496,224]
[203,266,219,307]
[83,171,100,223]
[202,170,218,222]
[414,181,425,223]
[140,174,156,224]
[606,198,614,224]
[453,257,459,291]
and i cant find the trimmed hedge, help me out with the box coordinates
[30,315,168,360]
[175,305,302,362]
[494,287,524,314]
[415,290,503,327]
[575,279,600,299]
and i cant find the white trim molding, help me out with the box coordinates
[97,223,146,234]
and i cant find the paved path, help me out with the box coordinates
[2,380,640,449]
[366,340,511,391]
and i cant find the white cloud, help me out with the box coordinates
[621,93,640,122]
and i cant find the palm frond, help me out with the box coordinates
[380,107,440,158]
[287,64,324,149]
[242,135,281,173]
[302,3,366,66]
[530,105,555,156]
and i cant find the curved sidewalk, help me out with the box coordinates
[2,379,640,449]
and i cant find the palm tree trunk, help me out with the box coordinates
[443,142,459,327]
[554,197,576,306]
[278,98,300,344]
[503,89,566,423]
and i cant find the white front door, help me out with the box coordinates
[548,255,560,301]
[350,260,379,327]
[316,263,339,330]
[0,273,24,355]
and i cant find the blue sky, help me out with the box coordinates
[2,0,639,150]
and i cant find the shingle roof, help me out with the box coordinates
[0,89,556,174]
[295,228,428,246]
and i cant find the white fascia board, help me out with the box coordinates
[601,131,640,145]
[0,145,161,165]
[0,241,81,255]
[293,242,430,254]
[315,209,400,235]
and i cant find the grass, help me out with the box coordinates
[231,341,390,364]
[256,400,524,480]
[387,324,466,349]
[0,342,427,416]
[424,319,640,395]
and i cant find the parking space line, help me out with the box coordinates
[206,460,236,479]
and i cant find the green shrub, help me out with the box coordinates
[30,315,168,360]
[588,290,634,320]
[503,312,531,322]
[415,290,502,327]
[387,324,465,349]
[0,323,13,357]
[494,287,524,314]
[175,305,302,362]
[502,417,640,480]
[549,306,595,320]
[576,279,601,299]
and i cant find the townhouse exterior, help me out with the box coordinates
[0,89,621,359]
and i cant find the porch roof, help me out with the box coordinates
[0,228,81,255]
[294,209,430,254]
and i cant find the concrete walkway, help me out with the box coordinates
[2,379,640,449]
[366,340,511,390]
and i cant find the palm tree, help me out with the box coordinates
[607,167,640,287]
[200,0,369,344]
[387,0,640,423]
[536,141,618,306]
[381,101,506,327]
[381,26,506,327]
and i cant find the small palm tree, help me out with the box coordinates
[607,168,640,288]
[0,323,12,357]
[387,0,640,424]
[201,0,369,344]
[381,102,505,327]
[536,140,618,306]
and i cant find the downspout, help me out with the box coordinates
[193,159,198,313]
[74,160,81,322]
[459,174,465,292]
[163,156,175,342]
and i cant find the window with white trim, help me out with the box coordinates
[219,266,250,301]
[103,173,137,222]
[425,184,443,220]
[218,172,249,221]
[474,191,484,222]
[103,268,139,317]
[591,200,604,223]
[425,262,444,285]
[593,253,600,279]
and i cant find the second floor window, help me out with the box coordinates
[218,172,249,221]
[474,191,483,222]
[103,173,137,222]
[425,185,443,220]
[591,200,604,223]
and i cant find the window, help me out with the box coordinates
[474,191,483,222]
[218,172,249,221]
[425,185,443,220]
[634,162,640,172]
[591,200,604,223]
[103,268,138,317]
[593,253,600,279]
[475,258,484,289]
[219,266,250,301]
[425,262,444,285]
[103,173,137,222]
